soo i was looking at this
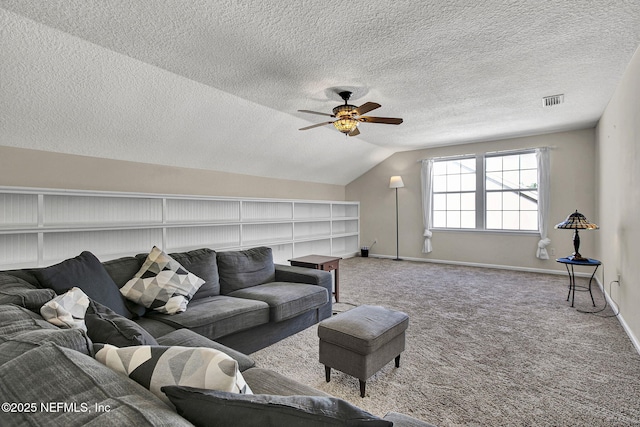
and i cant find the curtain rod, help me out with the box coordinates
[416,146,555,162]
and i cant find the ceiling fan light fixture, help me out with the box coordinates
[333,118,358,134]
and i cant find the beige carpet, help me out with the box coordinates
[251,257,640,426]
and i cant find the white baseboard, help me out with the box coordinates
[364,252,640,355]
[593,278,640,355]
[367,253,571,276]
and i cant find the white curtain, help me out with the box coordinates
[420,159,434,253]
[536,147,551,259]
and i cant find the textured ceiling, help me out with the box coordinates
[1,1,639,185]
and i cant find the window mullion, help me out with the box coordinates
[476,154,485,230]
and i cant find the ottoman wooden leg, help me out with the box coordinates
[325,366,331,382]
[395,354,401,368]
[359,380,366,398]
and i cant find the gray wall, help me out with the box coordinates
[596,44,640,348]
[346,128,597,274]
[0,145,345,201]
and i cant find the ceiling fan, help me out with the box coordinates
[298,91,403,137]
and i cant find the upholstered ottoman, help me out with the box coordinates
[318,305,409,397]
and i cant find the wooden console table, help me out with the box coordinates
[289,255,341,302]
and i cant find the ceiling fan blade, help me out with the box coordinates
[358,116,403,125]
[299,121,334,131]
[355,102,381,116]
[298,109,335,118]
[348,127,361,137]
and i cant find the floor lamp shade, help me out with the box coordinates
[389,176,405,189]
[390,176,404,260]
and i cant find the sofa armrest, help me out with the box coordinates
[274,264,332,290]
[156,329,255,372]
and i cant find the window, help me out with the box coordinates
[432,157,476,229]
[432,150,538,231]
[485,152,538,231]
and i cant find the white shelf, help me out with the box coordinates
[0,187,359,269]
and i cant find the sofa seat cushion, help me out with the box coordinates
[146,295,269,340]
[0,304,93,365]
[0,327,93,366]
[0,303,58,336]
[242,367,330,397]
[0,343,192,426]
[228,282,328,322]
[217,247,276,294]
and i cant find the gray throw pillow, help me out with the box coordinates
[34,251,133,319]
[162,386,392,427]
[85,300,157,347]
[216,247,276,294]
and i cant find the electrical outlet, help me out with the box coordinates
[550,248,556,256]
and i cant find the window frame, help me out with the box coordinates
[431,149,539,234]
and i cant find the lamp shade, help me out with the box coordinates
[389,176,405,189]
[554,210,599,230]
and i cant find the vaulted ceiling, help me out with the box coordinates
[1,1,639,185]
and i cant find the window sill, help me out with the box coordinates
[432,228,539,236]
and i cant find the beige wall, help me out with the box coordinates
[0,146,345,201]
[346,129,597,273]
[596,45,640,346]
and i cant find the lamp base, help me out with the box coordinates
[393,258,403,261]
[567,252,588,261]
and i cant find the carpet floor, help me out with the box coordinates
[251,257,640,426]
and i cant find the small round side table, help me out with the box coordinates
[556,257,601,308]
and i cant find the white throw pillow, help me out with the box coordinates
[94,344,252,406]
[40,287,90,331]
[120,246,205,314]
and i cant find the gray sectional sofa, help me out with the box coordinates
[0,246,434,426]
[5,246,332,354]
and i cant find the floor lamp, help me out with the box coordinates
[389,176,404,261]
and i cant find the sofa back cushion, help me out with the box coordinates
[101,256,148,317]
[216,247,276,294]
[0,274,57,311]
[167,248,220,299]
[85,300,158,347]
[33,251,134,319]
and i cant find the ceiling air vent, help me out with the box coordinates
[542,94,564,107]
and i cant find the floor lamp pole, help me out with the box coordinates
[389,175,404,261]
[394,187,400,261]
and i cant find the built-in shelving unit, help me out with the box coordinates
[0,187,359,269]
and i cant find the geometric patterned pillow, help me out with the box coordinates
[120,246,205,315]
[94,344,252,407]
[40,287,90,331]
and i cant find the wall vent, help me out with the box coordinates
[542,94,564,107]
